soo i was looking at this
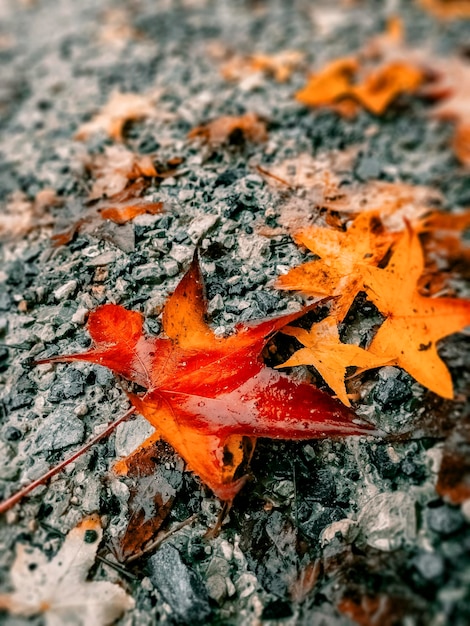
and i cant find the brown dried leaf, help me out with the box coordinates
[221,50,305,82]
[0,189,59,241]
[188,112,268,147]
[75,91,157,142]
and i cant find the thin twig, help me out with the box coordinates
[0,407,136,515]
[125,513,199,564]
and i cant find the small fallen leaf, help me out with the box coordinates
[418,0,470,19]
[51,181,164,246]
[276,212,395,321]
[362,225,470,398]
[295,57,359,109]
[423,57,470,167]
[39,254,376,501]
[296,56,423,116]
[277,318,390,406]
[87,145,158,200]
[113,438,184,562]
[0,515,134,626]
[188,112,268,147]
[221,50,305,82]
[0,189,59,241]
[75,91,157,142]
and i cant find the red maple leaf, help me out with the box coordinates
[38,255,376,501]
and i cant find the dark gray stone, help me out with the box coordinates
[147,543,211,625]
[426,504,464,536]
[48,368,85,402]
[34,409,85,451]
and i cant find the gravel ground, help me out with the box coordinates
[1,1,470,624]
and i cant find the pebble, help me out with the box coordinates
[147,544,211,624]
[426,504,464,536]
[358,491,416,551]
[53,280,77,300]
[413,552,445,580]
[34,409,85,451]
[48,368,85,402]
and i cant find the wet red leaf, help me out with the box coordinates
[38,254,375,501]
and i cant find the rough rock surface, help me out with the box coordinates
[1,1,470,625]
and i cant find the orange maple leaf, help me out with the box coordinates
[276,212,395,322]
[296,56,423,116]
[38,255,375,501]
[277,318,391,406]
[362,225,470,398]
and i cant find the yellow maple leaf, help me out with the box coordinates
[277,318,390,406]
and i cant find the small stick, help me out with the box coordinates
[0,407,136,515]
[255,164,293,188]
[125,513,199,563]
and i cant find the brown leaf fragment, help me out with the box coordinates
[188,112,268,147]
[436,418,470,504]
[0,188,60,241]
[51,183,163,247]
[112,438,184,562]
[75,91,157,142]
[221,50,305,82]
[87,145,159,200]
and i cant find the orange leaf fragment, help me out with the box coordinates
[39,255,376,501]
[362,225,470,398]
[75,91,156,142]
[351,61,423,115]
[418,0,470,19]
[188,112,268,147]
[276,212,395,321]
[295,57,359,108]
[277,318,390,406]
[296,56,423,116]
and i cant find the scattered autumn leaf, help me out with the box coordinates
[436,416,470,504]
[423,57,470,167]
[86,145,158,199]
[75,91,157,142]
[418,0,470,19]
[276,211,395,321]
[188,112,267,147]
[51,181,164,247]
[277,318,390,406]
[296,56,423,116]
[38,255,376,501]
[0,515,134,626]
[221,50,305,82]
[112,438,184,562]
[0,189,59,241]
[362,225,470,398]
[295,57,359,110]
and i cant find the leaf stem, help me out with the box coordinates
[0,407,136,515]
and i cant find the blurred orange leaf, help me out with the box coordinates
[221,50,305,82]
